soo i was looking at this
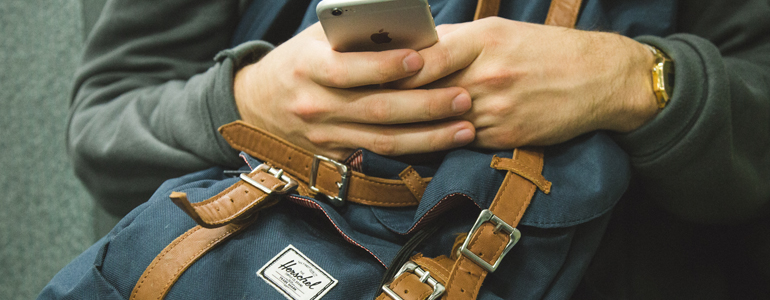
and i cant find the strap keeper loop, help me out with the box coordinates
[491,155,552,194]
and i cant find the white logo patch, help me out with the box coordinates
[257,245,338,300]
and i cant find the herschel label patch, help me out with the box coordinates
[258,245,338,300]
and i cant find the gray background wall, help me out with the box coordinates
[0,0,109,299]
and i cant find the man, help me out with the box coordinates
[66,0,768,297]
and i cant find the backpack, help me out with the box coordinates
[40,1,632,299]
[40,119,629,300]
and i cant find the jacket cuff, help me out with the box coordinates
[612,34,722,164]
[208,41,275,161]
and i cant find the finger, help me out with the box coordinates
[329,87,471,124]
[334,120,476,156]
[389,26,484,89]
[308,48,425,88]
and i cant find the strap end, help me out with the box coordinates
[169,191,208,228]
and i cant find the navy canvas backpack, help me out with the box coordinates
[40,119,629,299]
[39,1,634,299]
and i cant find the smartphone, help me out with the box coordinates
[316,0,438,52]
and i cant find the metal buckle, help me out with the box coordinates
[381,261,445,300]
[239,164,297,195]
[458,209,521,272]
[308,155,350,207]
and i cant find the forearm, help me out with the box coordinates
[70,57,241,214]
[67,0,272,214]
[615,0,770,222]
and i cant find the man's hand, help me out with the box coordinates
[234,23,475,160]
[390,17,660,149]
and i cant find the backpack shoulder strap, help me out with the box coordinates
[473,0,500,20]
[545,0,583,28]
[475,0,583,28]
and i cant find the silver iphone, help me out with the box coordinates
[316,0,438,52]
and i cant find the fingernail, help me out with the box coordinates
[454,129,474,145]
[451,93,471,113]
[402,52,422,73]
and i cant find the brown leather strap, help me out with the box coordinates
[220,121,427,207]
[379,2,579,297]
[476,0,582,27]
[130,219,255,300]
[399,166,429,201]
[376,254,454,300]
[473,0,500,20]
[490,155,551,194]
[545,0,583,28]
[168,168,286,228]
[379,149,550,300]
[442,151,544,300]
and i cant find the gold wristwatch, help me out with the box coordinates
[645,44,675,109]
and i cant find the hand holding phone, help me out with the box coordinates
[316,0,438,52]
[234,23,474,160]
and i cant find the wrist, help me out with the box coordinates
[233,63,262,128]
[220,41,276,129]
[604,38,662,133]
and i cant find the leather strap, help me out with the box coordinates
[379,149,550,300]
[545,0,583,28]
[476,0,583,28]
[490,155,551,194]
[378,1,579,297]
[168,170,285,228]
[473,0,499,20]
[442,149,546,300]
[220,121,428,207]
[130,219,255,300]
[376,254,454,300]
[399,166,429,201]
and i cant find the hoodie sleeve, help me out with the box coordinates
[67,0,274,215]
[618,0,770,223]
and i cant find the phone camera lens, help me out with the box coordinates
[331,8,343,16]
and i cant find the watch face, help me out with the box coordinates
[648,45,674,108]
[661,56,674,104]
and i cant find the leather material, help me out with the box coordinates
[169,170,283,228]
[545,0,583,28]
[129,219,255,300]
[378,149,549,300]
[443,149,547,300]
[412,255,453,283]
[473,0,500,20]
[488,149,548,226]
[220,121,426,207]
[379,254,452,300]
[490,155,551,194]
[378,273,436,300]
[399,166,429,201]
